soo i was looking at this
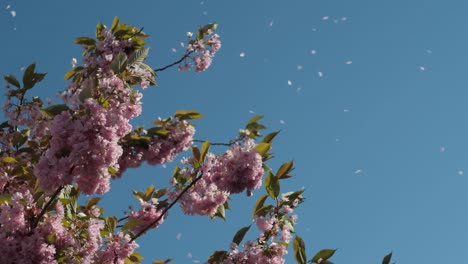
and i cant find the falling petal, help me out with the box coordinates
[322,16,329,20]
[280,120,285,124]
[10,10,16,17]
[440,146,445,152]
[249,110,255,114]
[171,48,177,53]
[6,5,10,9]
[71,58,77,67]
[269,20,274,27]
[458,170,464,175]
[310,49,317,55]
[341,17,348,21]
[287,80,292,86]
[176,232,182,240]
[426,49,433,54]
[318,71,323,78]
[345,61,353,65]
[354,169,363,174]
[419,66,426,71]
[343,109,350,113]
[187,253,193,259]
[239,52,245,57]
[297,65,303,70]
[296,87,302,92]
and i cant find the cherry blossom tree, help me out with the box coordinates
[0,17,392,264]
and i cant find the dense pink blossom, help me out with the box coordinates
[128,200,166,235]
[206,138,264,194]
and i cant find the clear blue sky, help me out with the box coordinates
[2,0,468,263]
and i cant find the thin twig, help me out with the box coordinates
[31,186,63,229]
[154,51,194,72]
[129,175,203,242]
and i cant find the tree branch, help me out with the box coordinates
[129,174,203,242]
[31,186,63,230]
[154,51,194,72]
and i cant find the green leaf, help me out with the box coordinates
[22,63,37,90]
[207,251,229,264]
[2,157,18,163]
[191,146,201,162]
[311,249,337,263]
[111,16,119,32]
[96,22,105,40]
[213,204,225,220]
[64,66,84,80]
[128,48,149,66]
[122,219,142,231]
[262,131,280,144]
[152,258,172,264]
[74,37,96,46]
[255,142,271,157]
[276,160,294,179]
[108,166,119,176]
[293,235,307,264]
[254,204,273,217]
[43,104,70,117]
[265,171,280,199]
[200,141,210,163]
[174,110,203,120]
[85,197,101,209]
[145,184,155,199]
[110,52,128,74]
[232,225,251,245]
[247,115,264,126]
[4,74,21,88]
[253,194,268,216]
[382,252,392,264]
[0,194,11,204]
[105,216,118,233]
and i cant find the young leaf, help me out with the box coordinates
[2,157,18,163]
[85,197,101,209]
[264,171,280,199]
[111,16,119,32]
[200,141,210,163]
[293,235,307,264]
[255,142,271,157]
[4,74,21,88]
[382,252,392,264]
[253,194,268,216]
[110,52,128,74]
[122,219,142,231]
[128,48,149,66]
[311,249,337,263]
[174,110,203,120]
[192,146,201,162]
[207,251,229,264]
[64,66,84,80]
[232,225,251,245]
[22,63,37,90]
[262,131,280,144]
[74,37,96,46]
[276,160,294,179]
[246,115,264,126]
[43,104,70,117]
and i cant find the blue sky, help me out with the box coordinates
[2,0,468,263]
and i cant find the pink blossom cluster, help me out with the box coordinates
[127,200,166,235]
[171,138,263,217]
[118,120,195,176]
[35,28,150,195]
[0,196,115,264]
[95,232,139,264]
[178,33,221,72]
[225,241,288,264]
